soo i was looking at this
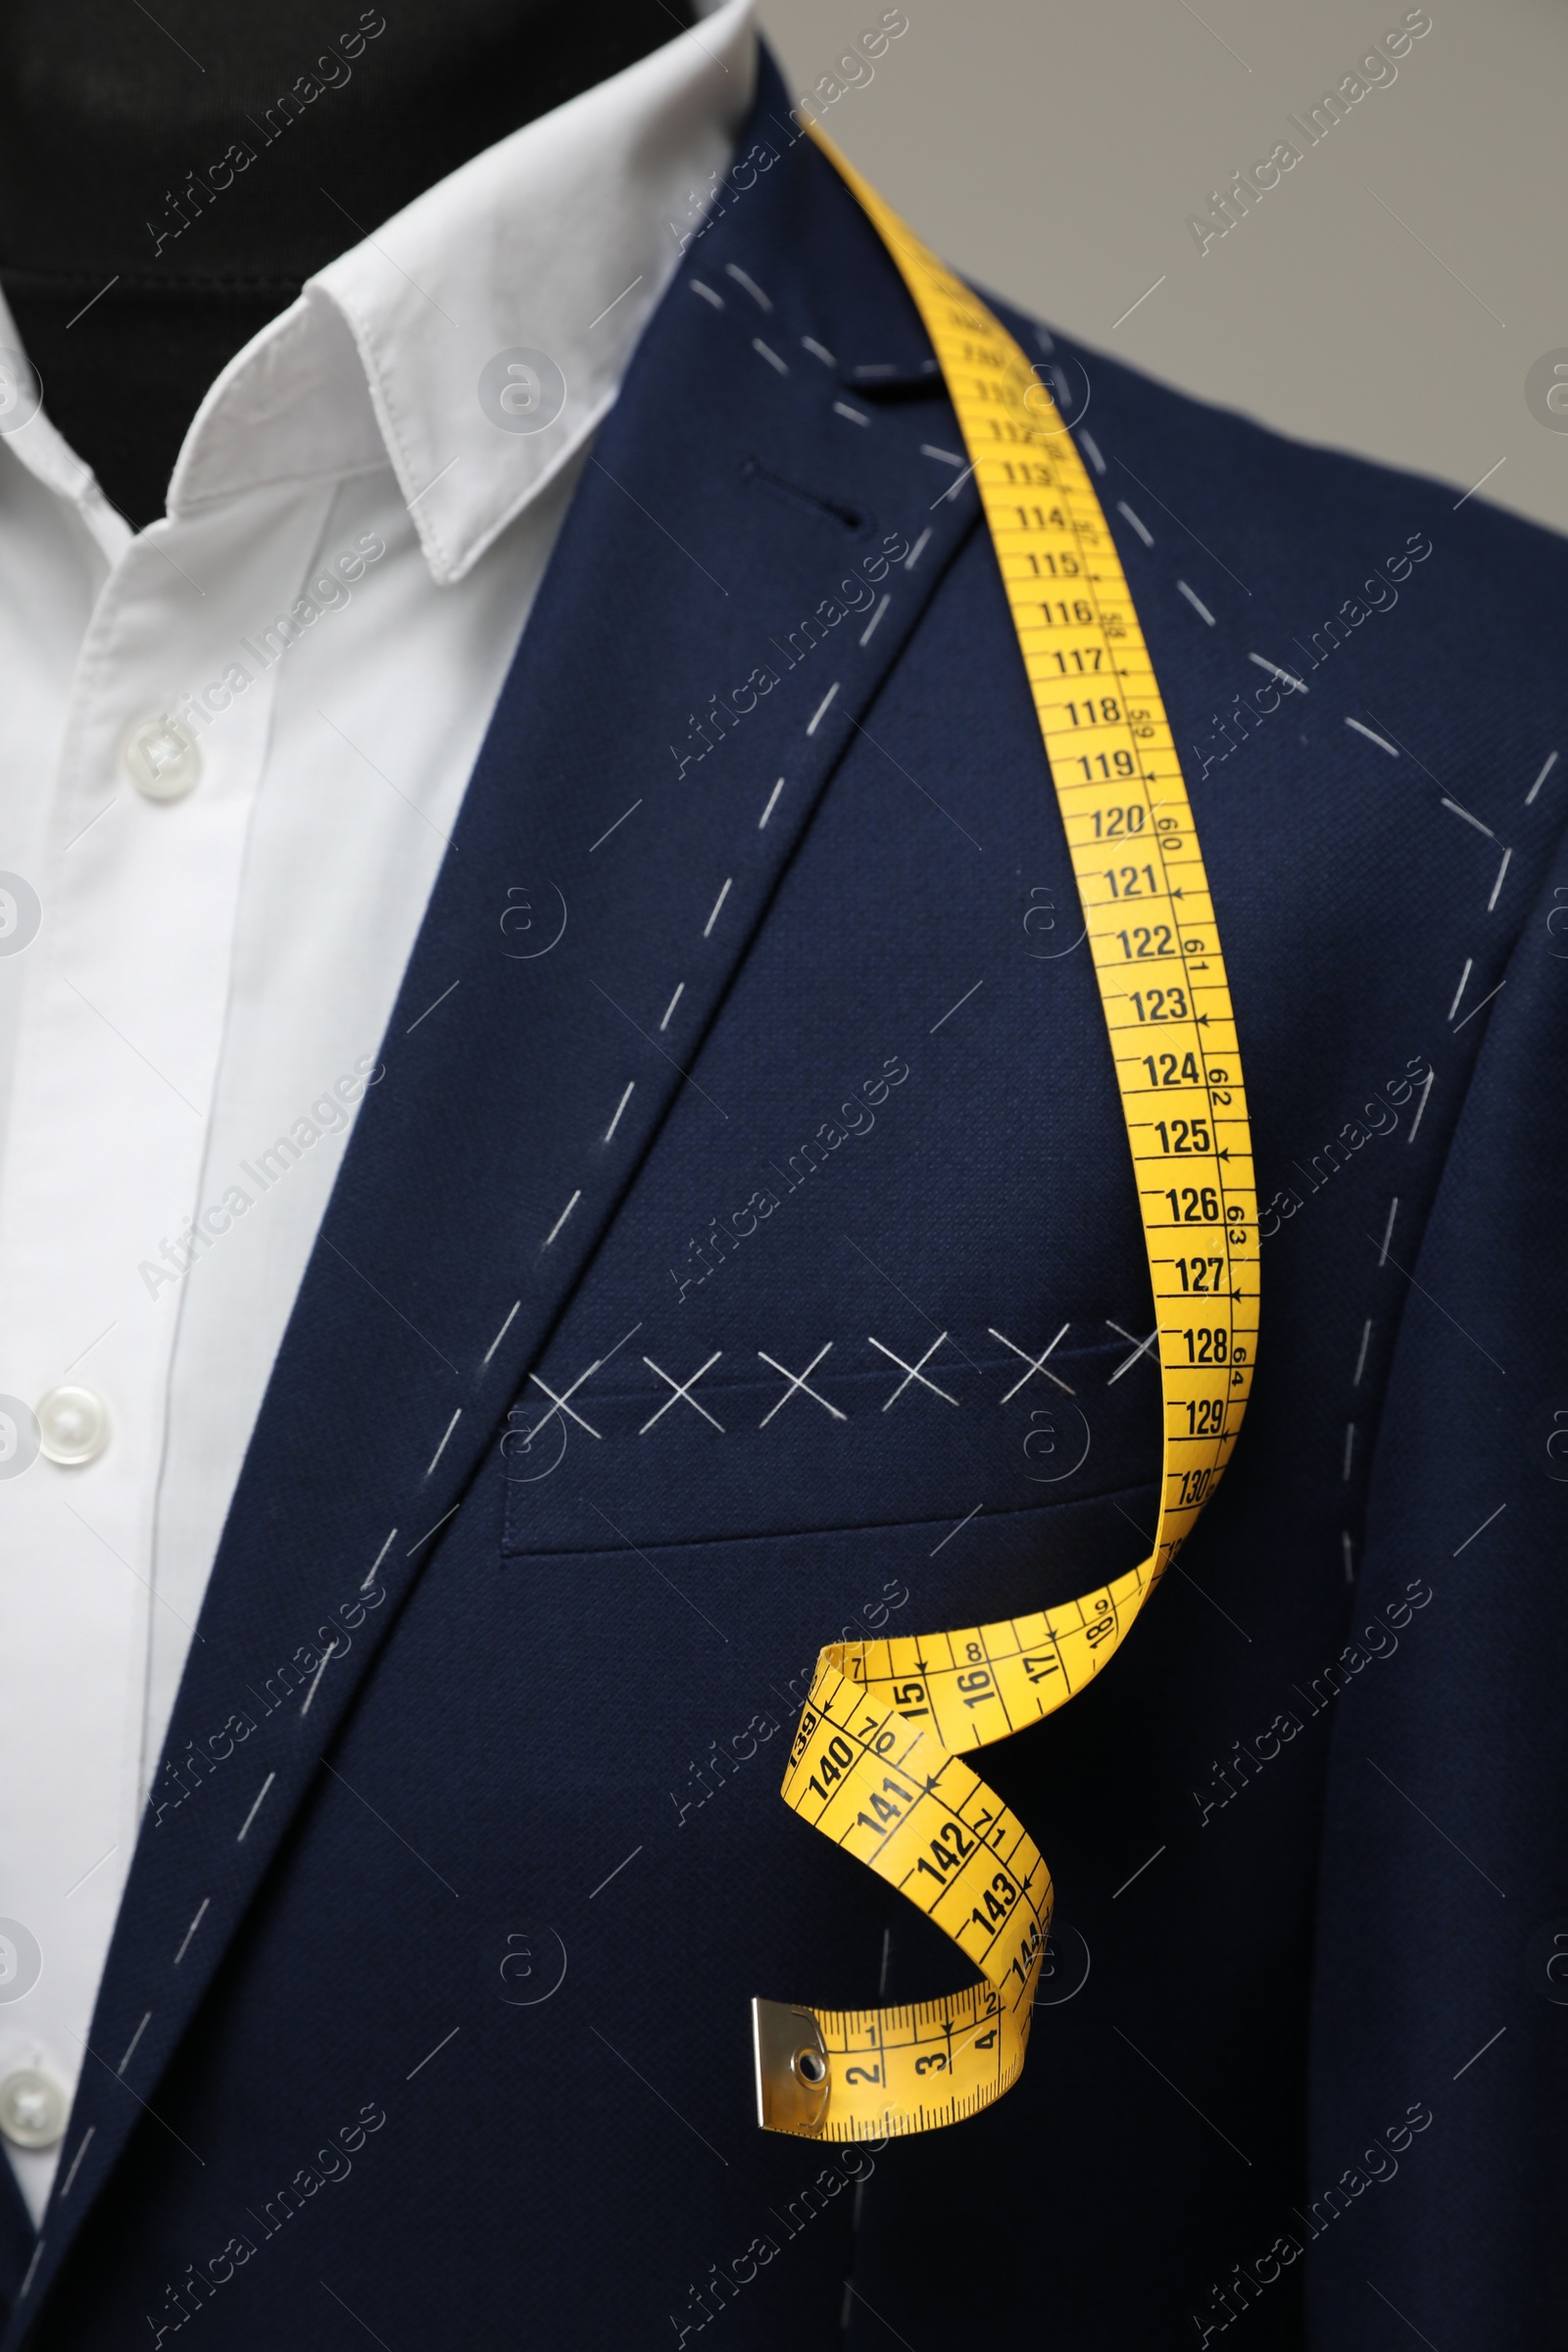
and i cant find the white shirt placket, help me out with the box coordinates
[0,478,338,2193]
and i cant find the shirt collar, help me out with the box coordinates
[156,0,757,584]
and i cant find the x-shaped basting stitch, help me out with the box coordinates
[866,1332,959,1410]
[640,1351,725,1434]
[757,1343,846,1426]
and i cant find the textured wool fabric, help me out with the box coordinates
[2,52,1563,2350]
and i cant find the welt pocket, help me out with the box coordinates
[500,1333,1162,1561]
[502,1481,1162,1563]
[495,1490,1163,1699]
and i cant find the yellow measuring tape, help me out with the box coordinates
[752,129,1259,2142]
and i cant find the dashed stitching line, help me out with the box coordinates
[237,1773,275,1843]
[1447,957,1472,1022]
[1345,716,1398,757]
[544,1191,581,1248]
[1407,1070,1434,1142]
[807,683,840,735]
[298,1641,339,1715]
[725,263,773,312]
[59,2127,94,2199]
[1525,749,1558,804]
[1442,797,1494,838]
[423,1410,462,1479]
[173,1898,210,1966]
[483,1303,519,1364]
[417,360,972,1612]
[1249,652,1308,694]
[364,1529,397,1589]
[117,2012,151,2076]
[604,1082,635,1143]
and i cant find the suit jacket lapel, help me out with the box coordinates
[12,54,980,2326]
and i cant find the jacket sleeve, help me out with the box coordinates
[1307,807,1568,2349]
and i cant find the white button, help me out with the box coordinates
[0,2069,68,2150]
[122,710,202,802]
[35,1385,110,1466]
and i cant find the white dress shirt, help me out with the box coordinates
[0,0,755,2219]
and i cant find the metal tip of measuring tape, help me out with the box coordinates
[751,1999,830,2136]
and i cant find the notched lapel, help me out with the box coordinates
[13,57,984,2328]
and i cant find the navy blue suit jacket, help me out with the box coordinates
[7,54,1565,2351]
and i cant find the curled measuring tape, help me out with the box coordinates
[751,129,1260,2143]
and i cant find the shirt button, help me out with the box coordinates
[0,2069,68,2150]
[122,710,202,802]
[35,1385,110,1466]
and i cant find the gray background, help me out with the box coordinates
[757,0,1568,537]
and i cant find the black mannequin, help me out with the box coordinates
[0,0,697,527]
